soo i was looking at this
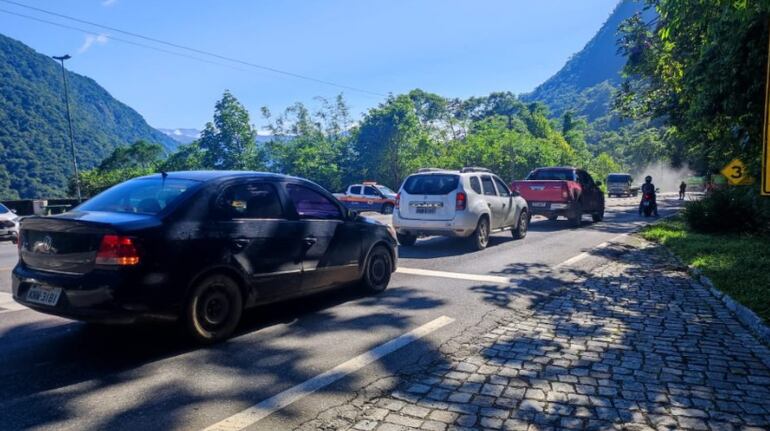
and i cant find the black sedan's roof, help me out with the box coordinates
[136,170,292,183]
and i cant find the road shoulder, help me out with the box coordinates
[295,234,770,431]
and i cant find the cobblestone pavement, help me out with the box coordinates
[297,237,770,431]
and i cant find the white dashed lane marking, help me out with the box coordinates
[396,267,511,284]
[202,315,456,431]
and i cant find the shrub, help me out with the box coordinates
[683,187,770,234]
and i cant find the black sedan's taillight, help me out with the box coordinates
[95,235,140,266]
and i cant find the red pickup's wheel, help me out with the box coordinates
[569,203,583,228]
[592,207,605,222]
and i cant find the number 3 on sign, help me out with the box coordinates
[720,159,753,186]
[731,165,743,179]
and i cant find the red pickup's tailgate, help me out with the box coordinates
[511,180,568,202]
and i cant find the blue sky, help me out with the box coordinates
[1,0,620,130]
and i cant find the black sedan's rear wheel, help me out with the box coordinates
[185,274,243,344]
[362,245,393,293]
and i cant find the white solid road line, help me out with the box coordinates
[202,315,456,431]
[396,267,510,284]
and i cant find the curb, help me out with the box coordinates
[645,227,770,347]
[636,212,770,347]
[688,266,770,346]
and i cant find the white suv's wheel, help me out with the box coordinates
[471,217,490,250]
[512,210,528,240]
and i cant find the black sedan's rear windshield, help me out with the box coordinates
[78,178,199,215]
[526,170,576,181]
[403,174,459,195]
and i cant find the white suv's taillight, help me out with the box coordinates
[395,193,400,209]
[456,192,467,210]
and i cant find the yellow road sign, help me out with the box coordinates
[720,159,754,186]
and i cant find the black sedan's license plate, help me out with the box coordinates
[26,285,62,306]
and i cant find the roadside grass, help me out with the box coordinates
[641,217,770,324]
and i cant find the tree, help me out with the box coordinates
[199,90,264,170]
[615,1,770,172]
[98,140,165,171]
[160,142,205,171]
[587,152,622,185]
[261,96,352,191]
[561,111,591,166]
[73,166,154,197]
[352,95,439,188]
[447,116,578,180]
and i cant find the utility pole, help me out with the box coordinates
[52,54,82,202]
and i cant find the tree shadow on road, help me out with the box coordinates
[467,242,770,429]
[0,283,450,431]
[397,235,515,259]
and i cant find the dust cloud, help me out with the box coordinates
[630,162,695,192]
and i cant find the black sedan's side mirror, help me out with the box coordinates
[348,209,359,220]
[595,180,602,187]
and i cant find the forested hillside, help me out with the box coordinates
[0,33,176,199]
[521,0,665,171]
[522,0,649,121]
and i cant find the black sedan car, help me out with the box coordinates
[12,171,397,342]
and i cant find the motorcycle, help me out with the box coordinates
[641,193,657,217]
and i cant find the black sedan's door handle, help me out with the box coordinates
[231,238,250,250]
[303,236,317,248]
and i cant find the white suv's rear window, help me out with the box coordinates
[403,174,459,195]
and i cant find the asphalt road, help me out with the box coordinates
[0,195,685,431]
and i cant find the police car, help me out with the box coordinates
[334,182,398,214]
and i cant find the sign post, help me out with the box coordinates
[760,19,770,196]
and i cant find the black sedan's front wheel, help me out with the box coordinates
[362,245,393,293]
[185,274,243,343]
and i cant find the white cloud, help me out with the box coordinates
[78,33,109,54]
[101,0,117,6]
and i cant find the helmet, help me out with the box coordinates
[645,176,652,183]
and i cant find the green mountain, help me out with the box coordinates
[522,0,650,121]
[0,33,177,199]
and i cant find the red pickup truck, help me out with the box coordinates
[511,167,605,227]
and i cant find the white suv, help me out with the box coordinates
[0,203,19,244]
[393,168,529,250]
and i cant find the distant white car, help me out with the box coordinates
[0,203,19,244]
[393,168,529,250]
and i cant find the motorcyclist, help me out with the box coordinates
[639,175,659,216]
